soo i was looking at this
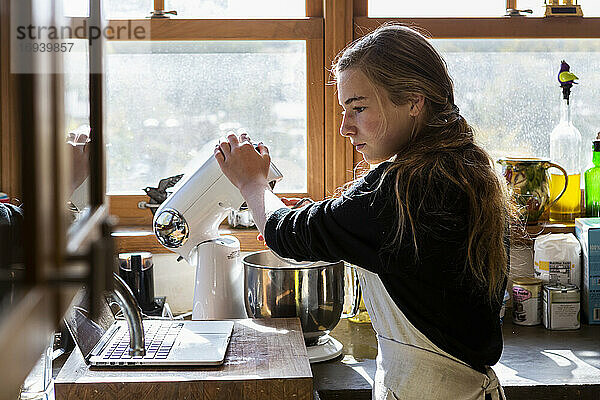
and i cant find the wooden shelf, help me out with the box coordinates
[525,221,575,238]
[115,221,580,254]
[113,224,266,254]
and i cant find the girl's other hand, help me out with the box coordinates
[283,197,314,209]
[256,233,268,247]
[281,197,302,207]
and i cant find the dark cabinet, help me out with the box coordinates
[0,0,113,398]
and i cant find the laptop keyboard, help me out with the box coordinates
[103,321,184,360]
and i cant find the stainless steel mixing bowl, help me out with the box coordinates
[243,250,345,345]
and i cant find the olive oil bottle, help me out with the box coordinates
[549,60,582,222]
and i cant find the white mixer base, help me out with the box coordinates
[307,335,343,363]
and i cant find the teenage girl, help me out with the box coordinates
[215,23,514,400]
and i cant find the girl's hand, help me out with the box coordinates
[214,131,271,194]
[281,197,302,207]
[256,233,269,247]
[283,197,314,209]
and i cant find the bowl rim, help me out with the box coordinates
[242,250,344,270]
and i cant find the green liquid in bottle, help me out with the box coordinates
[585,140,600,217]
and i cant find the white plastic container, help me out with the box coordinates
[534,233,581,286]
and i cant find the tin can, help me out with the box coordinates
[543,284,580,330]
[512,277,543,326]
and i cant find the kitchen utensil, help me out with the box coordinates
[227,205,255,228]
[497,157,568,224]
[153,150,283,320]
[118,252,156,313]
[243,250,360,362]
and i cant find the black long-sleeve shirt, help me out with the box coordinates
[264,161,506,373]
[0,203,24,268]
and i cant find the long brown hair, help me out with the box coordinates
[333,23,519,303]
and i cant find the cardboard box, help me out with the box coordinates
[574,218,600,324]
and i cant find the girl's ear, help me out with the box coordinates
[409,94,425,117]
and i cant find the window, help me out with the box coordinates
[166,0,306,18]
[56,0,600,251]
[64,39,89,134]
[433,39,600,166]
[63,0,306,18]
[105,41,308,194]
[355,1,600,179]
[64,0,327,241]
[369,1,506,18]
[63,38,91,213]
[63,0,153,18]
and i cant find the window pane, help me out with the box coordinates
[63,0,306,18]
[64,40,89,133]
[105,41,307,194]
[433,39,600,169]
[166,0,306,18]
[63,39,91,215]
[369,0,505,17]
[63,0,153,18]
[369,0,600,17]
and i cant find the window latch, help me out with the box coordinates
[148,9,178,19]
[506,8,533,16]
[138,201,160,210]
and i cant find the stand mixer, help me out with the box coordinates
[152,152,283,320]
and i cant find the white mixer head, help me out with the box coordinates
[153,152,283,262]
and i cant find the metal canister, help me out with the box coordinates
[118,252,155,312]
[543,284,580,330]
[512,277,543,326]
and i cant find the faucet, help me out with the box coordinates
[111,272,146,356]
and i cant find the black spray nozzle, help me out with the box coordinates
[562,85,571,104]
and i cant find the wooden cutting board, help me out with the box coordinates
[54,318,313,400]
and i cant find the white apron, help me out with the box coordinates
[356,268,506,400]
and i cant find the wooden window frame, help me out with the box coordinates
[101,16,326,223]
[351,0,600,238]
[74,1,326,252]
[88,0,600,252]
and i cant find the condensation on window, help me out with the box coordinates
[432,39,600,170]
[63,39,89,133]
[104,41,307,194]
[166,0,306,18]
[62,0,306,18]
[63,39,91,214]
[62,0,153,18]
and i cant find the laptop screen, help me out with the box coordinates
[63,288,117,361]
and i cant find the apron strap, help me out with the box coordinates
[377,334,506,400]
[482,366,506,400]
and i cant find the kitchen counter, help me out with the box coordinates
[52,316,600,399]
[54,318,312,400]
[312,318,600,400]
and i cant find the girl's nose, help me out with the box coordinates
[339,114,354,137]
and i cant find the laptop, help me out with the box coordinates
[63,289,234,367]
